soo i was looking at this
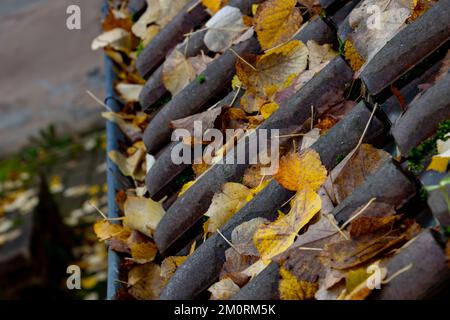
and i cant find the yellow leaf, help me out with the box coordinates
[427,156,450,173]
[179,180,196,196]
[279,267,318,300]
[124,196,165,238]
[208,278,240,300]
[232,74,242,90]
[160,256,188,283]
[108,148,146,181]
[260,102,279,119]
[202,0,227,13]
[236,40,308,97]
[82,275,99,290]
[254,0,303,50]
[253,189,322,262]
[130,241,158,264]
[344,40,365,72]
[94,220,126,241]
[204,183,251,234]
[275,149,327,192]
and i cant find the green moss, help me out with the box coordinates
[197,75,206,84]
[336,154,345,164]
[407,119,450,173]
[136,41,145,57]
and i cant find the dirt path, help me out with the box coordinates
[0,0,105,156]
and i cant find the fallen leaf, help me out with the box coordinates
[204,6,247,52]
[108,148,146,181]
[204,183,251,233]
[232,218,269,256]
[307,40,337,70]
[254,189,322,262]
[331,144,390,203]
[260,102,279,119]
[162,49,196,96]
[279,267,318,300]
[320,218,421,269]
[94,220,127,242]
[237,40,309,98]
[131,0,160,38]
[300,128,321,151]
[341,262,387,300]
[102,112,145,141]
[170,107,223,143]
[275,149,327,192]
[427,133,450,172]
[160,256,189,283]
[116,83,144,102]
[202,0,228,14]
[124,196,165,238]
[208,278,240,300]
[220,249,259,286]
[128,263,164,300]
[91,28,132,52]
[128,231,158,264]
[254,0,303,50]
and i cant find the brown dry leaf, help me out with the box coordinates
[237,40,308,98]
[243,165,271,188]
[446,240,450,267]
[232,218,269,256]
[102,112,145,141]
[157,0,192,27]
[188,54,215,75]
[321,219,421,269]
[202,0,228,14]
[102,8,133,31]
[220,249,259,286]
[298,0,322,15]
[204,183,251,234]
[275,149,327,192]
[124,196,165,238]
[254,0,303,50]
[108,148,146,181]
[128,263,164,300]
[240,91,268,113]
[204,6,248,52]
[128,231,158,264]
[162,49,196,96]
[279,267,318,300]
[170,107,223,143]
[332,144,390,203]
[208,278,240,300]
[160,256,189,283]
[254,189,322,262]
[131,0,160,38]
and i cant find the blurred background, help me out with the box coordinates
[0,0,108,299]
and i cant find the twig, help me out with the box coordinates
[341,197,377,230]
[187,0,202,13]
[356,103,378,150]
[86,90,113,112]
[230,86,242,107]
[297,247,323,251]
[324,213,349,240]
[382,263,413,284]
[217,229,241,254]
[229,48,257,71]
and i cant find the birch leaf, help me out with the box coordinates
[162,49,196,96]
[204,6,247,52]
[254,0,303,50]
[124,196,165,238]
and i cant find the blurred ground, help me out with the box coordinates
[0,0,105,155]
[0,0,109,299]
